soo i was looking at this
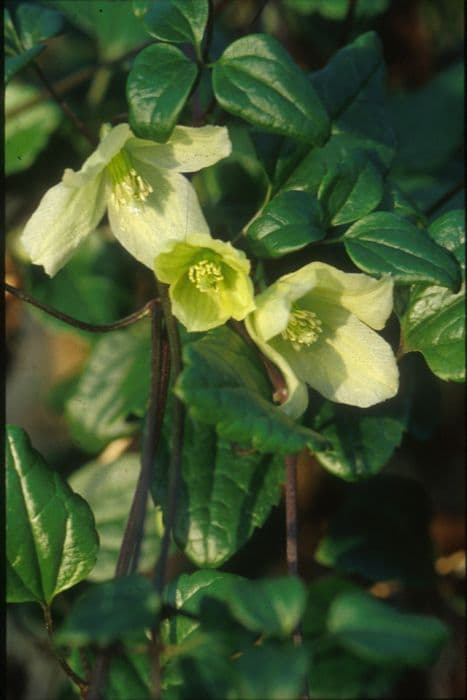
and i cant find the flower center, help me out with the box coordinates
[107,150,153,206]
[188,259,224,292]
[282,308,323,350]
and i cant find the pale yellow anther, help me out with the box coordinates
[188,259,224,292]
[282,308,323,350]
[107,152,153,206]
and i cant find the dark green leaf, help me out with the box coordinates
[328,592,450,667]
[153,417,284,567]
[232,645,309,700]
[212,34,330,145]
[16,3,63,50]
[176,326,327,454]
[69,455,162,582]
[307,642,400,700]
[428,209,465,274]
[56,575,160,646]
[49,0,148,60]
[127,43,198,142]
[400,284,465,382]
[247,189,325,258]
[228,577,306,637]
[5,45,44,83]
[5,82,61,174]
[6,425,98,605]
[318,152,383,225]
[308,397,409,481]
[315,476,435,585]
[389,62,464,174]
[310,31,396,168]
[143,0,209,54]
[4,8,21,53]
[344,212,462,289]
[65,324,151,453]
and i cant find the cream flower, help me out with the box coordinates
[245,262,399,418]
[21,123,232,275]
[154,233,255,332]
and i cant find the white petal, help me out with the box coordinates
[21,176,107,276]
[302,262,394,330]
[127,125,232,173]
[245,313,309,419]
[62,123,132,188]
[273,302,399,408]
[107,167,209,268]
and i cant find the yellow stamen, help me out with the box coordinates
[107,150,153,206]
[282,308,322,350]
[188,259,224,292]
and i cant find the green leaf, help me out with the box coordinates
[246,189,325,258]
[400,284,465,382]
[5,81,61,175]
[232,645,309,700]
[212,34,330,145]
[228,577,306,637]
[428,209,465,274]
[399,210,466,381]
[310,31,396,168]
[127,42,198,142]
[133,0,150,18]
[16,2,63,50]
[317,152,383,226]
[143,0,209,55]
[69,454,162,582]
[328,592,450,667]
[106,647,152,700]
[6,425,98,605]
[303,576,360,638]
[284,0,389,20]
[23,235,135,335]
[49,0,148,61]
[344,212,462,289]
[163,570,243,645]
[153,417,284,567]
[56,575,160,646]
[4,8,21,53]
[175,326,327,454]
[5,45,44,83]
[308,397,409,481]
[314,476,435,585]
[65,324,151,453]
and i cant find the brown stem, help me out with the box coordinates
[4,283,157,333]
[285,454,299,579]
[42,604,89,698]
[153,282,185,595]
[33,62,98,147]
[115,302,169,577]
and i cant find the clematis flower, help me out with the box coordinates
[154,232,255,332]
[245,262,399,418]
[21,123,232,276]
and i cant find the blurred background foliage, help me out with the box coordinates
[5,1,464,698]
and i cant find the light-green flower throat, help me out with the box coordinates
[282,308,323,350]
[188,259,224,292]
[107,150,153,206]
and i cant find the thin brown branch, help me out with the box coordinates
[4,283,157,333]
[42,604,89,698]
[425,180,465,218]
